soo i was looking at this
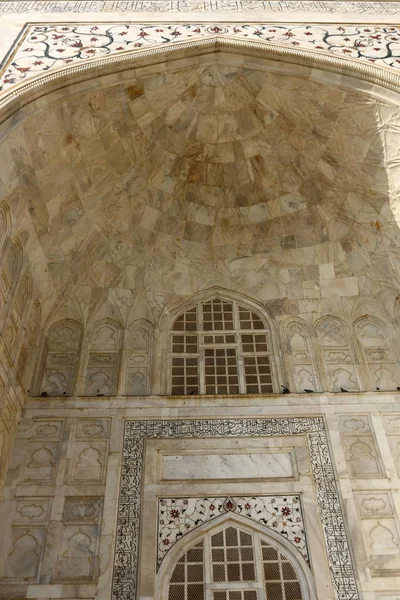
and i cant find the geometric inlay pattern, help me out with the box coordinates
[158,495,309,568]
[113,418,359,600]
[2,23,400,94]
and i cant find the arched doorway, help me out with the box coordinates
[156,515,316,600]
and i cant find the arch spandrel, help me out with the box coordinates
[156,512,317,600]
[2,26,400,116]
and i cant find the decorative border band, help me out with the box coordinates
[0,1,400,15]
[114,418,359,600]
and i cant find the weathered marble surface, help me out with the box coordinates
[0,396,400,600]
[161,451,294,479]
[0,29,400,600]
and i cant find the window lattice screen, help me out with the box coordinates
[211,526,256,582]
[168,541,204,600]
[213,592,258,600]
[262,541,302,600]
[171,299,274,395]
[166,526,304,600]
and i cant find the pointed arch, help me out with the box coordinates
[156,287,284,395]
[2,270,33,360]
[156,513,316,600]
[39,318,82,396]
[315,316,362,392]
[354,315,399,390]
[283,317,321,393]
[84,317,123,396]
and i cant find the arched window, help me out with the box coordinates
[166,525,304,600]
[170,299,275,395]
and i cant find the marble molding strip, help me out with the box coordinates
[3,23,400,94]
[2,32,400,125]
[115,418,359,600]
[1,0,400,14]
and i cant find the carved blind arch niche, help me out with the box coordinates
[156,514,315,600]
[0,238,22,321]
[84,318,122,396]
[315,317,361,392]
[354,316,399,390]
[0,203,11,253]
[284,318,320,393]
[39,319,82,396]
[158,289,283,395]
[18,299,42,389]
[3,271,32,359]
[124,319,153,395]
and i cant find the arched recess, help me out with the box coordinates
[315,316,362,392]
[17,299,41,390]
[155,513,316,600]
[155,287,284,396]
[283,317,321,393]
[39,319,82,396]
[2,270,32,360]
[354,316,400,390]
[0,238,22,323]
[0,203,11,259]
[84,318,123,396]
[124,319,153,396]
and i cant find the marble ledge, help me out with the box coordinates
[12,484,107,497]
[17,392,400,414]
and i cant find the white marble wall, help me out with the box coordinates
[0,395,400,600]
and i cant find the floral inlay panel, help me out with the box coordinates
[158,495,309,568]
[2,23,400,94]
[114,418,359,600]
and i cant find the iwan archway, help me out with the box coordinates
[0,36,399,600]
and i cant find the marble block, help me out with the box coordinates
[161,452,293,480]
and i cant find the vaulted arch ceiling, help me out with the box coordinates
[0,50,399,327]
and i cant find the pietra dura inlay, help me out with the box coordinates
[157,495,309,568]
[2,23,400,94]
